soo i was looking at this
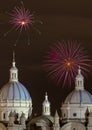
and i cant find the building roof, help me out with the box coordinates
[0,81,31,100]
[64,89,92,104]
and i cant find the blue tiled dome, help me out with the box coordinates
[65,89,92,104]
[0,81,31,100]
[0,55,32,101]
[64,67,92,104]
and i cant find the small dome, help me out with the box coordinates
[30,115,53,126]
[0,81,31,100]
[43,100,50,106]
[43,92,50,105]
[42,92,51,116]
[65,89,92,104]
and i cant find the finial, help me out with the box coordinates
[45,92,47,96]
[13,51,15,62]
[78,66,81,74]
[45,92,48,100]
[12,51,16,67]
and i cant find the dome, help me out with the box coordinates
[65,89,92,104]
[64,67,92,104]
[61,67,92,123]
[0,52,31,101]
[0,53,32,121]
[29,115,53,126]
[0,81,31,100]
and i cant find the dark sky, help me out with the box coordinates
[0,0,92,115]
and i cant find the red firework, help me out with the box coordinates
[4,1,42,46]
[44,40,92,87]
[9,5,34,31]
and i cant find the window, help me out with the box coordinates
[12,73,16,79]
[73,113,77,117]
[78,81,79,86]
[64,113,66,117]
[3,113,5,119]
[14,112,18,120]
[80,81,82,85]
[45,107,46,112]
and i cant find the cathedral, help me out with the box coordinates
[0,54,92,130]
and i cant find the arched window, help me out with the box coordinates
[3,113,5,119]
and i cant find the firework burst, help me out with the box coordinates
[4,1,42,46]
[10,5,34,31]
[44,40,92,87]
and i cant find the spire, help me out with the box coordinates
[75,66,84,90]
[12,51,16,67]
[9,52,18,82]
[42,92,50,116]
[78,66,81,74]
[45,92,48,101]
[55,110,59,118]
[54,110,60,130]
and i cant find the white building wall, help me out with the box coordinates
[61,103,92,122]
[0,100,32,121]
[7,124,26,130]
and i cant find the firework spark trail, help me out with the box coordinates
[44,40,92,87]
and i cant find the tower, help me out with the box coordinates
[9,51,18,82]
[75,66,84,91]
[42,92,50,116]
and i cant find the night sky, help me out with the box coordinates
[0,0,92,115]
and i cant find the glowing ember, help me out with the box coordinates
[66,61,72,67]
